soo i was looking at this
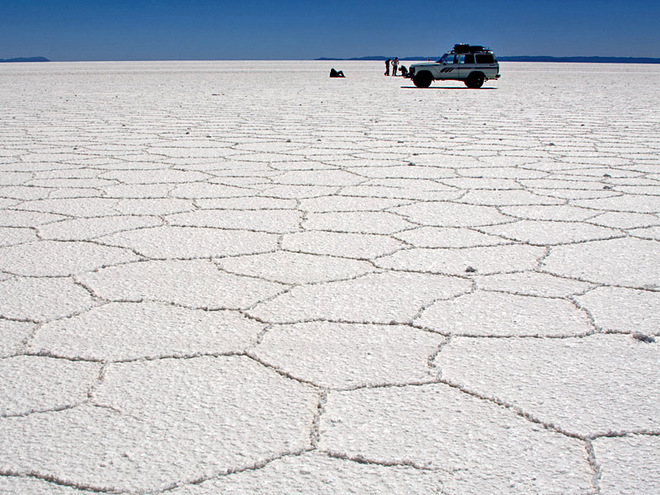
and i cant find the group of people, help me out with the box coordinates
[329,58,408,79]
[384,58,407,77]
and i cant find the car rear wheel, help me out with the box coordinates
[413,71,432,88]
[465,72,485,89]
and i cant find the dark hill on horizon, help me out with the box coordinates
[317,55,660,64]
[0,57,50,63]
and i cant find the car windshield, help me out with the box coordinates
[437,53,450,63]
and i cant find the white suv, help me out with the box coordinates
[407,44,500,88]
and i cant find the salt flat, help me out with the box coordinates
[1,60,659,494]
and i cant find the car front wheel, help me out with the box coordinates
[413,71,432,88]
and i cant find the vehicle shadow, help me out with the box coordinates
[401,86,497,90]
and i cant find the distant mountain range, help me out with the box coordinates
[317,55,660,64]
[0,57,50,63]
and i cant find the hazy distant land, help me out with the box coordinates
[0,57,50,63]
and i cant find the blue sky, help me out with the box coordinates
[1,0,659,61]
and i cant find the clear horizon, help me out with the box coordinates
[2,0,659,62]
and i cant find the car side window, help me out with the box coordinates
[465,54,475,64]
[475,53,494,64]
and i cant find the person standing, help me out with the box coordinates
[384,59,390,76]
[392,57,398,76]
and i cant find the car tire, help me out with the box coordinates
[465,72,485,89]
[413,71,433,88]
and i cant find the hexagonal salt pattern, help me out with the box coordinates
[435,335,660,437]
[415,291,593,337]
[97,225,278,259]
[251,322,445,389]
[476,271,594,298]
[168,452,443,494]
[215,251,376,284]
[0,357,317,492]
[2,61,659,493]
[37,215,163,241]
[0,356,101,416]
[0,320,35,357]
[77,260,287,309]
[0,277,96,322]
[247,271,471,324]
[575,286,660,335]
[30,302,265,361]
[542,238,660,289]
[282,230,404,259]
[592,435,660,495]
[0,226,38,246]
[0,477,85,495]
[319,385,593,494]
[167,209,303,233]
[0,240,138,276]
[375,244,546,276]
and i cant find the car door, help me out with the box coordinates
[438,53,458,80]
[458,53,476,80]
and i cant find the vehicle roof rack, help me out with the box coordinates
[453,44,489,54]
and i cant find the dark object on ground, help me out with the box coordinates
[632,333,656,343]
[330,68,345,78]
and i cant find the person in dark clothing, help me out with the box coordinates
[384,59,390,76]
[392,57,399,76]
[399,65,408,77]
[330,68,345,78]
